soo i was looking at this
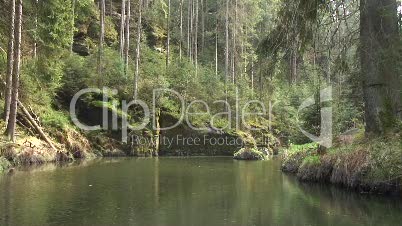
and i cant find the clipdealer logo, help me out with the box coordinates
[69,87,333,147]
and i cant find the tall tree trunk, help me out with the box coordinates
[119,0,126,59]
[225,0,229,83]
[224,0,229,108]
[231,0,237,84]
[290,45,297,84]
[179,0,183,61]
[258,57,263,101]
[194,0,198,74]
[134,0,143,100]
[360,0,402,134]
[189,0,194,63]
[3,0,16,123]
[166,0,171,67]
[242,36,245,76]
[33,0,38,58]
[6,0,22,142]
[187,0,191,58]
[98,0,105,83]
[201,0,205,53]
[70,0,76,54]
[215,17,218,76]
[251,60,254,95]
[124,0,131,75]
[110,0,113,15]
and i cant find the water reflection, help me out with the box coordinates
[0,157,401,226]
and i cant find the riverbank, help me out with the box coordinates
[281,134,402,195]
[0,114,268,172]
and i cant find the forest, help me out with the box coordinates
[0,0,402,224]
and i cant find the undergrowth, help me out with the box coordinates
[282,134,402,194]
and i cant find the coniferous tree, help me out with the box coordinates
[6,0,22,141]
[179,0,183,60]
[70,0,76,54]
[134,0,143,100]
[3,0,16,123]
[166,0,171,66]
[360,0,402,134]
[120,0,126,58]
[98,0,105,82]
[124,0,131,75]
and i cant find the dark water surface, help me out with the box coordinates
[0,157,401,226]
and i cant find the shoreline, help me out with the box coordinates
[281,141,402,196]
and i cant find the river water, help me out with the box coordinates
[0,157,401,226]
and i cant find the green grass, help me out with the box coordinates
[42,109,71,130]
[301,155,321,167]
[287,143,319,154]
[365,136,402,183]
[283,134,402,193]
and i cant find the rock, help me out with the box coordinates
[336,128,361,146]
[102,149,127,157]
[233,148,268,160]
[7,168,15,175]
[72,41,90,56]
[73,150,96,159]
[56,151,74,162]
[73,150,85,159]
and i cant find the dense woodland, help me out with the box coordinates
[0,0,401,191]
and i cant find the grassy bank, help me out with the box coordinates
[282,135,402,195]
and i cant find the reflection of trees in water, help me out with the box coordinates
[1,176,11,226]
[295,181,402,226]
[13,158,110,174]
[2,158,402,226]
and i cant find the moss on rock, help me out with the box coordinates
[234,148,268,160]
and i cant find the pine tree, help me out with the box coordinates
[6,0,22,142]
[98,0,105,83]
[3,0,16,123]
[134,0,143,100]
[124,0,131,75]
[360,0,402,134]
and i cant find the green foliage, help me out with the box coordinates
[61,48,128,96]
[85,48,128,90]
[0,157,11,172]
[20,61,51,107]
[366,136,402,183]
[0,47,6,75]
[301,155,321,167]
[287,143,318,154]
[61,54,88,97]
[38,0,74,52]
[87,16,118,44]
[285,134,402,191]
[41,109,71,130]
[75,0,97,24]
[271,77,320,144]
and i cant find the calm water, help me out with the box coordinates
[0,157,401,226]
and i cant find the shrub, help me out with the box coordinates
[0,157,11,172]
